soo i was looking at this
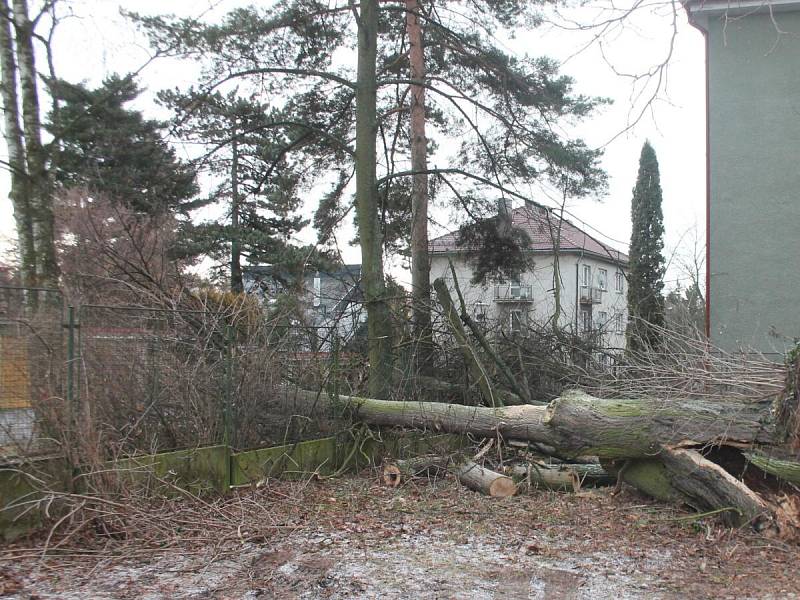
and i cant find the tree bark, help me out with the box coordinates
[12,0,58,287]
[508,462,614,491]
[617,449,770,529]
[456,460,517,497]
[406,0,432,372]
[281,388,774,458]
[0,0,34,286]
[355,0,393,398]
[230,132,243,294]
[745,449,800,486]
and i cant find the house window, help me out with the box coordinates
[581,309,592,333]
[598,269,608,291]
[510,309,523,333]
[509,277,521,299]
[474,302,488,324]
[598,311,608,328]
[581,264,591,287]
[313,275,321,307]
[615,271,624,293]
[614,312,624,333]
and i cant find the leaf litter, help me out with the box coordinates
[1,470,799,599]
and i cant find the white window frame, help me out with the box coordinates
[598,311,608,327]
[313,275,322,307]
[598,268,608,291]
[510,309,523,333]
[615,271,624,293]
[614,312,624,333]
[581,264,591,287]
[581,309,592,333]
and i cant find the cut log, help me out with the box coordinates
[382,464,401,487]
[456,460,517,497]
[508,462,614,492]
[382,455,451,486]
[382,456,516,497]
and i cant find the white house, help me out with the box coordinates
[243,265,365,350]
[429,201,629,352]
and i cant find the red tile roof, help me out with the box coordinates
[429,202,628,265]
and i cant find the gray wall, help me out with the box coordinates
[699,8,800,355]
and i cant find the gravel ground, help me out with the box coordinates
[1,472,798,599]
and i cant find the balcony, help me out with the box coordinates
[494,283,533,302]
[580,286,603,304]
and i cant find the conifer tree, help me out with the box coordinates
[47,76,198,215]
[627,141,666,351]
[157,89,310,292]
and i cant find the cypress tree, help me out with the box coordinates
[627,141,666,351]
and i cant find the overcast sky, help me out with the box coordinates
[0,0,706,288]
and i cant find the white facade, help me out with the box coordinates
[431,252,628,352]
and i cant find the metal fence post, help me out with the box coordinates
[223,325,234,449]
[66,306,75,451]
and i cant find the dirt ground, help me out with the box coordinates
[1,471,799,599]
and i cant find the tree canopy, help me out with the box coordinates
[48,75,198,214]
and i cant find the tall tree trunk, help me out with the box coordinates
[406,0,431,371]
[13,0,58,287]
[0,0,34,286]
[230,132,243,294]
[355,0,393,398]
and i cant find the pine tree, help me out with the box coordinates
[627,141,666,351]
[158,89,310,292]
[130,0,606,396]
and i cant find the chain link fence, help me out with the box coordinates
[0,287,64,457]
[0,287,366,462]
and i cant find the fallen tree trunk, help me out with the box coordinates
[280,388,800,534]
[281,388,776,459]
